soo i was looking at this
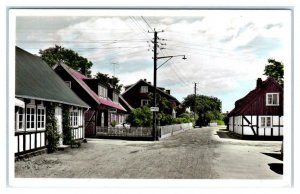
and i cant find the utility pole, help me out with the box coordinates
[153,31,158,141]
[194,82,197,126]
[149,29,186,141]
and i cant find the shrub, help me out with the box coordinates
[46,104,60,153]
[126,107,152,127]
[111,120,117,127]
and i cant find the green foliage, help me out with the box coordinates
[46,104,60,153]
[159,113,174,126]
[264,58,284,87]
[126,107,152,127]
[111,120,117,127]
[182,94,222,126]
[210,120,225,125]
[148,93,173,115]
[62,105,74,145]
[39,45,93,77]
[94,72,123,93]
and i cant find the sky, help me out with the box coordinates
[15,10,291,112]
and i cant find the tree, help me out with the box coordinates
[264,58,284,87]
[39,45,93,77]
[126,107,152,127]
[94,72,123,94]
[182,94,222,126]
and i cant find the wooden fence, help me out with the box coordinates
[96,126,152,137]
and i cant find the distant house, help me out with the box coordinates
[53,63,127,137]
[15,47,89,156]
[122,79,180,117]
[228,78,283,138]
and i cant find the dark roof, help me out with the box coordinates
[228,77,283,116]
[122,79,180,104]
[53,63,126,112]
[15,46,89,108]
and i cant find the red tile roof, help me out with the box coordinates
[62,64,126,112]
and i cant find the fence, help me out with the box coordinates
[159,123,193,139]
[96,126,152,137]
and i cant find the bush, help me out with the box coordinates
[210,120,225,125]
[111,120,117,127]
[126,107,152,127]
[46,104,60,153]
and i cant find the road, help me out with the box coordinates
[15,127,283,179]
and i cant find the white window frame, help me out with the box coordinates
[98,84,108,98]
[113,92,119,103]
[65,81,71,88]
[140,86,148,93]
[70,109,79,127]
[16,107,25,131]
[260,116,272,128]
[26,105,36,130]
[37,106,46,130]
[266,93,279,106]
[141,99,150,106]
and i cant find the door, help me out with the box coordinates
[55,106,63,145]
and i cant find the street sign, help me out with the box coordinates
[150,107,159,112]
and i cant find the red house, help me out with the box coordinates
[228,78,283,138]
[122,79,180,117]
[53,63,127,137]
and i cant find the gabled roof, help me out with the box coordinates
[122,79,180,104]
[54,63,126,112]
[15,46,89,108]
[228,77,283,116]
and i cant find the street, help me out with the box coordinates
[15,127,283,179]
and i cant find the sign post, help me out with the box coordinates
[150,107,159,112]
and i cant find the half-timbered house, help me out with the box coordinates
[53,63,127,137]
[228,78,283,138]
[15,47,89,157]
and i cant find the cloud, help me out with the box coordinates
[16,10,291,112]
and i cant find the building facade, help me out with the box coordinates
[122,79,180,117]
[15,47,89,156]
[53,63,127,137]
[228,78,283,138]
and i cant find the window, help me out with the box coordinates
[65,81,71,88]
[70,110,78,127]
[260,116,272,128]
[26,106,36,130]
[98,85,108,98]
[16,107,24,131]
[113,93,119,103]
[37,107,46,129]
[266,93,279,106]
[140,86,148,93]
[141,99,149,106]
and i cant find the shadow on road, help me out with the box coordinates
[262,152,283,161]
[268,163,283,175]
[215,130,241,139]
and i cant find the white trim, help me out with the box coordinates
[266,93,279,106]
[15,98,25,108]
[37,106,46,130]
[70,109,79,127]
[141,99,150,106]
[260,116,272,128]
[16,107,25,131]
[26,105,36,131]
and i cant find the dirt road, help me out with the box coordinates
[15,127,283,179]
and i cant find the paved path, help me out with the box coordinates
[15,127,283,179]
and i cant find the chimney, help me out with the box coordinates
[256,78,262,87]
[148,82,151,85]
[143,79,147,82]
[166,89,170,94]
[80,65,86,76]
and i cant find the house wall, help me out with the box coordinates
[228,115,283,137]
[15,98,86,156]
[15,99,47,156]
